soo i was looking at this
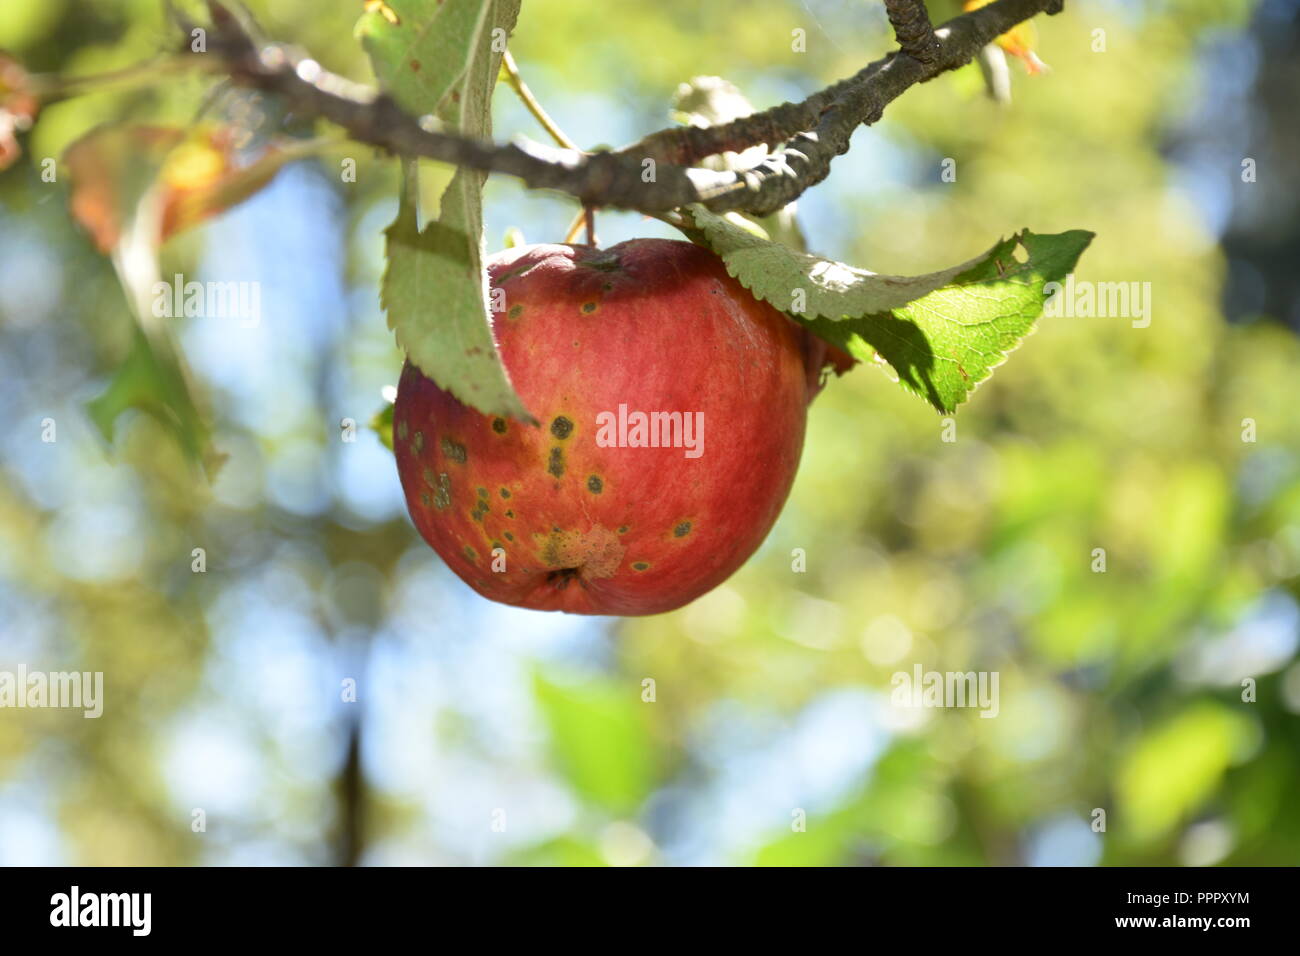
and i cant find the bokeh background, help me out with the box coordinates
[1,0,1298,866]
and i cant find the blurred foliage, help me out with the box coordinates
[0,0,1297,867]
[532,671,657,815]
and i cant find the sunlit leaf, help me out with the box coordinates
[689,206,1093,412]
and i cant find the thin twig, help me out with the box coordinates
[28,55,210,107]
[561,207,586,243]
[501,50,580,152]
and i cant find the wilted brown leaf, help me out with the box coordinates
[0,51,40,171]
[64,123,304,253]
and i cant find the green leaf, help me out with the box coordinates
[357,0,493,118]
[86,326,224,479]
[370,400,395,451]
[382,163,532,422]
[438,0,521,132]
[64,124,319,480]
[375,0,532,422]
[690,204,997,318]
[688,206,1094,412]
[533,670,656,815]
[805,231,1095,412]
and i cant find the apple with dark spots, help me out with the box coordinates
[393,238,834,616]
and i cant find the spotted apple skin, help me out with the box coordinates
[393,238,821,616]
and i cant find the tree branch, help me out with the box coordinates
[884,0,942,66]
[200,0,1064,217]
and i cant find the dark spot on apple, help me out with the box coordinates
[492,417,508,433]
[491,540,503,550]
[632,561,649,571]
[441,437,467,463]
[477,487,488,499]
[582,250,623,272]
[505,510,515,518]
[587,475,603,494]
[581,301,597,314]
[617,525,628,534]
[397,420,409,441]
[500,487,511,499]
[674,521,692,537]
[550,416,573,439]
[547,446,565,477]
[504,531,514,541]
[432,473,452,510]
[412,430,424,453]
[508,304,523,320]
[464,545,477,562]
[420,492,431,507]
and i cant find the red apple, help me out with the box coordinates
[393,238,827,615]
